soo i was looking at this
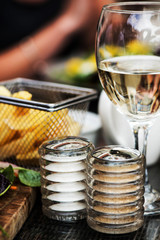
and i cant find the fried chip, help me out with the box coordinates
[12,91,32,100]
[5,109,49,131]
[16,149,39,161]
[0,131,38,160]
[0,86,81,165]
[0,86,11,97]
[0,121,17,146]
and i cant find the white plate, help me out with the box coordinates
[80,111,102,146]
[98,90,160,166]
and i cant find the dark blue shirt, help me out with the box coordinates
[0,0,63,50]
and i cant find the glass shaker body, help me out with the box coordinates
[86,145,145,234]
[39,136,94,222]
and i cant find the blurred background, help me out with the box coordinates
[0,0,154,91]
[1,0,160,166]
[0,0,109,89]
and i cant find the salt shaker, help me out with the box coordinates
[86,145,145,234]
[39,136,94,222]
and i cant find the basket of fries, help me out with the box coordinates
[0,78,97,167]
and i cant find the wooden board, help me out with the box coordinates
[0,179,37,240]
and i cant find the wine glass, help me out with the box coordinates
[96,1,160,215]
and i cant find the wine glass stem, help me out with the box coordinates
[130,122,152,187]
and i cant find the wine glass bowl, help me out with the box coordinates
[96,2,160,215]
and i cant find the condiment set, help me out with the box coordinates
[39,136,145,234]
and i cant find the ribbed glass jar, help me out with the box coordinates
[86,145,145,234]
[39,136,94,222]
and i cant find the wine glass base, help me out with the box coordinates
[144,186,160,216]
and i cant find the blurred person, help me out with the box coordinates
[0,0,115,81]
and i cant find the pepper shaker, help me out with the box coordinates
[86,145,145,234]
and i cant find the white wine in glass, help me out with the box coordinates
[96,2,160,215]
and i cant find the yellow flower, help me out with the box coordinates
[87,52,96,62]
[65,53,97,77]
[65,58,83,76]
[86,53,97,71]
[105,45,125,57]
[126,40,151,55]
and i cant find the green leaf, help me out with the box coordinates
[2,165,14,183]
[18,169,41,187]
